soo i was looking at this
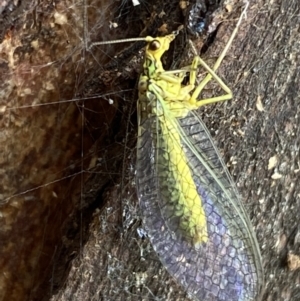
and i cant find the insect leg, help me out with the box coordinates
[189,56,233,107]
[189,1,249,107]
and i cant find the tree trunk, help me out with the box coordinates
[0,0,299,300]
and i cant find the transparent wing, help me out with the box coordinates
[136,100,263,301]
[178,110,263,263]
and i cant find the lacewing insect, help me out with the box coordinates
[88,2,263,300]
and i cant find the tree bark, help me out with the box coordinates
[0,0,299,300]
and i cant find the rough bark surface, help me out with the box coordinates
[0,0,299,301]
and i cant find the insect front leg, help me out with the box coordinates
[187,1,249,108]
[155,71,195,102]
[189,56,233,108]
[158,70,188,84]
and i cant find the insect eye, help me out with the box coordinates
[149,40,160,51]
